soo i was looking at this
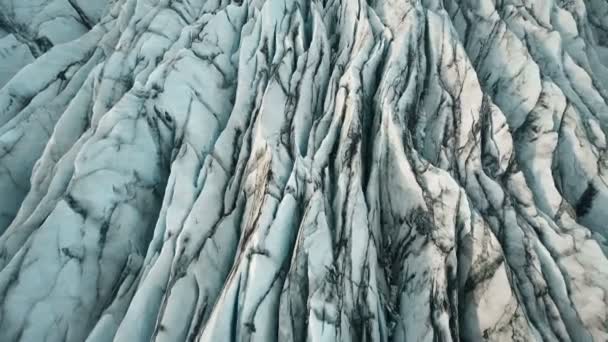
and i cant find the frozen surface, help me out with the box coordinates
[0,34,34,88]
[0,0,607,341]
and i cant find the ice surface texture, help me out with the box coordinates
[0,0,608,341]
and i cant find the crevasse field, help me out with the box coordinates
[0,0,608,341]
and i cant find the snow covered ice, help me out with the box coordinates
[0,0,608,341]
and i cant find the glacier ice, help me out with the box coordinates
[0,0,608,341]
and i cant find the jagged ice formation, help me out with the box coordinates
[0,0,608,341]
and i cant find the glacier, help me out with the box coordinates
[0,0,607,341]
